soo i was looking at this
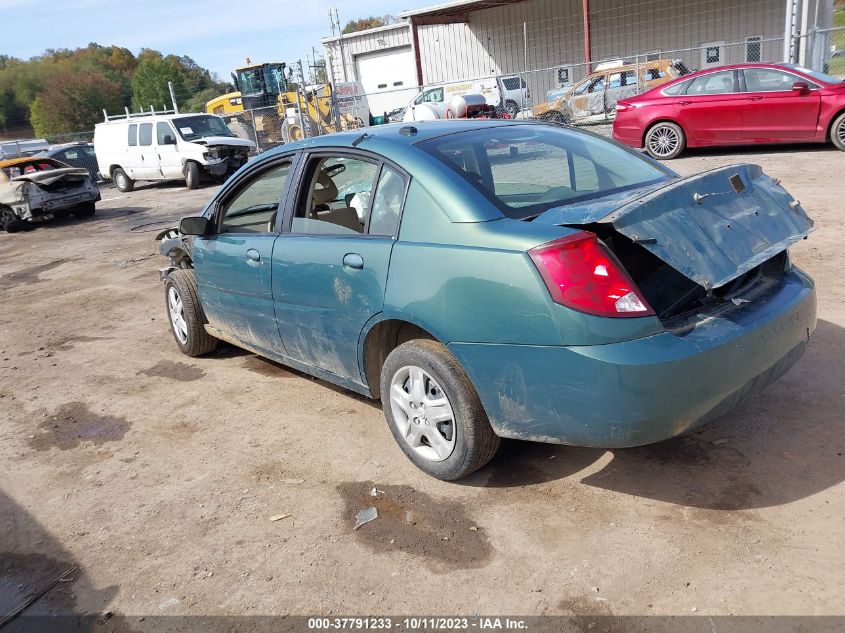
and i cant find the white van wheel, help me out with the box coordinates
[185,162,201,189]
[113,168,134,192]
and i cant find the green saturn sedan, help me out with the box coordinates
[157,120,816,480]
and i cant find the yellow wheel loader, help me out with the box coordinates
[206,62,370,144]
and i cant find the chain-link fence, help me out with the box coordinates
[7,25,844,168]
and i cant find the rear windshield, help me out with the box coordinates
[1,159,60,178]
[173,115,236,141]
[418,125,670,219]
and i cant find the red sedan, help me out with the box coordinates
[612,63,845,159]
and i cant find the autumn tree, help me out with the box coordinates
[29,71,123,135]
[342,15,398,34]
[130,52,187,111]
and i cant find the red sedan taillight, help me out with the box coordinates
[615,101,635,113]
[528,232,654,318]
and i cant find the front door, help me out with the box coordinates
[273,152,407,382]
[740,68,821,141]
[192,157,295,355]
[673,69,744,144]
[155,121,183,179]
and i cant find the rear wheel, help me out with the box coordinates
[543,110,569,124]
[71,201,96,218]
[831,112,845,151]
[380,340,499,480]
[504,99,519,117]
[164,269,218,357]
[0,206,26,233]
[645,121,685,160]
[185,161,201,189]
[112,167,134,192]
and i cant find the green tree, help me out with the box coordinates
[29,71,123,135]
[131,52,187,111]
[342,15,397,34]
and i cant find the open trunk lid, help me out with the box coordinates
[535,164,813,290]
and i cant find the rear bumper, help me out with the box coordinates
[612,124,642,148]
[449,268,816,448]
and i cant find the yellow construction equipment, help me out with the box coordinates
[206,61,361,144]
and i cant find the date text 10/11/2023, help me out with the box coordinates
[307,617,529,630]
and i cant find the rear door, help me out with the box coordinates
[272,150,407,382]
[192,155,296,355]
[673,70,744,144]
[740,67,821,141]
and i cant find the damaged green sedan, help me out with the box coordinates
[158,120,816,480]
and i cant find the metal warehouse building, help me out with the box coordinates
[324,0,835,111]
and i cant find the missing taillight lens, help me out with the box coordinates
[528,232,655,318]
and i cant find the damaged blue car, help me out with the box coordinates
[158,120,816,480]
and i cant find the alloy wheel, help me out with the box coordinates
[389,365,457,462]
[648,125,679,158]
[838,119,845,147]
[168,286,188,345]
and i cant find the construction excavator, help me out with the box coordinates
[205,60,370,144]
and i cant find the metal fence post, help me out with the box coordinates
[249,112,259,151]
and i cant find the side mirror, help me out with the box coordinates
[162,134,176,145]
[792,81,810,95]
[179,216,211,236]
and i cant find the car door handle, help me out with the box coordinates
[676,100,692,106]
[746,96,764,101]
[342,253,364,270]
[246,249,261,263]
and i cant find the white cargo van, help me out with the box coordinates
[94,110,256,191]
[401,74,529,122]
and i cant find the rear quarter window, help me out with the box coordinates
[662,80,690,95]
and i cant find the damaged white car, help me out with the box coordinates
[0,157,100,233]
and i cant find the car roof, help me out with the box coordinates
[262,119,541,155]
[97,113,219,126]
[0,156,61,168]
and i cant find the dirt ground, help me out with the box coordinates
[1,141,844,623]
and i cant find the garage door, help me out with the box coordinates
[355,47,418,116]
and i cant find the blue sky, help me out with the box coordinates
[2,0,407,82]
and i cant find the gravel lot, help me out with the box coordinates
[1,140,843,624]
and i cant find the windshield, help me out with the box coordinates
[783,64,843,84]
[173,115,236,141]
[262,65,285,95]
[418,125,671,220]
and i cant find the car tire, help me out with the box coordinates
[185,162,201,190]
[380,339,500,480]
[831,111,845,151]
[164,269,218,357]
[0,206,26,233]
[645,121,686,160]
[71,201,96,218]
[504,99,519,117]
[112,168,134,192]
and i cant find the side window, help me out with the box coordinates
[744,68,800,92]
[662,80,691,96]
[608,73,622,89]
[686,71,735,95]
[369,166,406,236]
[588,75,606,93]
[425,88,444,103]
[621,70,638,86]
[156,122,175,145]
[292,156,379,235]
[128,124,137,147]
[644,67,668,81]
[219,161,291,234]
[573,79,591,95]
[139,123,153,146]
[64,150,79,160]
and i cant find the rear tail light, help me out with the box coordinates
[615,102,634,112]
[528,232,654,318]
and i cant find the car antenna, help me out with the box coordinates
[351,132,371,147]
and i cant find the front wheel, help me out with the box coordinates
[185,162,201,190]
[645,121,686,160]
[164,270,218,357]
[831,112,845,151]
[380,340,500,480]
